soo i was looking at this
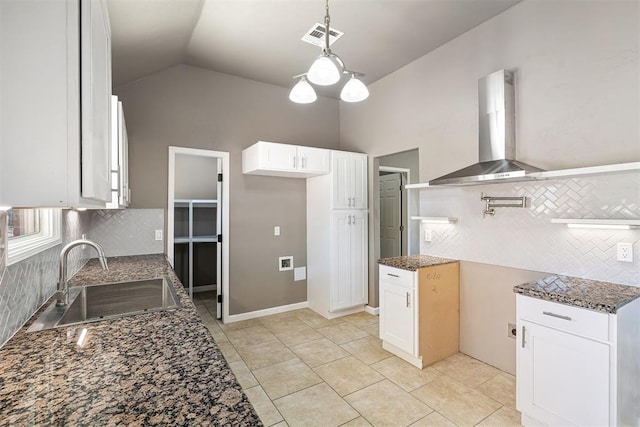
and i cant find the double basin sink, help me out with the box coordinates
[28,277,182,332]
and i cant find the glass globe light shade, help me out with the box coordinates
[289,77,317,104]
[340,75,369,102]
[307,54,342,86]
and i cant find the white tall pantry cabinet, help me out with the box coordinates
[307,151,368,319]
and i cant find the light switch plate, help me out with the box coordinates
[155,230,163,241]
[424,229,432,242]
[274,226,280,236]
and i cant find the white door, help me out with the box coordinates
[298,146,330,174]
[261,142,297,171]
[379,173,402,258]
[518,320,610,426]
[380,281,415,354]
[216,158,223,319]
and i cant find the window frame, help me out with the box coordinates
[7,209,62,265]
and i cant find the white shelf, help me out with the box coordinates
[551,218,640,229]
[405,162,640,189]
[531,162,640,180]
[411,216,458,224]
[405,182,431,189]
[193,235,218,243]
[174,199,217,208]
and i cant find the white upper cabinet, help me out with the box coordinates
[0,0,112,208]
[242,141,330,178]
[332,151,367,209]
[106,96,130,209]
[81,0,112,202]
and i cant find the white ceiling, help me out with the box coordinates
[107,0,521,96]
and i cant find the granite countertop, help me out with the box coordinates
[378,255,458,271]
[0,254,262,426]
[514,275,640,314]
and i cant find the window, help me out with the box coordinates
[7,208,62,265]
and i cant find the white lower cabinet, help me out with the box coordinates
[379,263,459,368]
[379,279,415,355]
[330,211,368,311]
[516,294,640,426]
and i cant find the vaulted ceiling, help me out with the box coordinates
[107,0,521,96]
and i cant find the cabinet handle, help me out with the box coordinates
[387,273,399,278]
[406,292,410,307]
[293,156,297,168]
[542,311,572,321]
[351,215,355,224]
[302,156,306,169]
[521,326,526,348]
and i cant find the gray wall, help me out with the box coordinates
[115,64,340,315]
[175,154,218,200]
[339,0,639,370]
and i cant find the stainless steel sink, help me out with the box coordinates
[27,277,182,332]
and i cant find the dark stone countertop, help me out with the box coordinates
[378,255,458,271]
[514,274,640,314]
[0,254,262,426]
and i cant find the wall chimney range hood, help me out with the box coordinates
[429,70,544,186]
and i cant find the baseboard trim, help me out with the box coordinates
[226,301,309,323]
[365,305,379,315]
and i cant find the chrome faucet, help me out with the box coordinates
[56,239,108,307]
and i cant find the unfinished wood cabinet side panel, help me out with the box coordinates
[418,262,460,366]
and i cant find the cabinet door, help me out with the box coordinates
[380,281,415,355]
[349,211,367,306]
[517,320,610,426]
[350,154,367,209]
[260,142,297,171]
[332,153,351,209]
[298,146,330,174]
[330,212,352,311]
[81,0,112,202]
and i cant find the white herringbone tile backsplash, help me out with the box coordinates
[419,172,640,286]
[90,209,164,257]
[0,210,91,347]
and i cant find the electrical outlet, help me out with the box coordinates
[424,229,432,242]
[155,230,163,241]
[274,226,280,236]
[508,323,517,339]
[617,242,633,262]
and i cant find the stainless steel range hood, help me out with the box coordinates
[429,70,543,186]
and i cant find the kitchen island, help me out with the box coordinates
[0,254,261,426]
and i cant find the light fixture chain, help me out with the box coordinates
[324,0,331,53]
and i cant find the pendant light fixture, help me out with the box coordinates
[289,0,368,104]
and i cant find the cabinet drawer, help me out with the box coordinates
[379,265,415,288]
[517,295,609,341]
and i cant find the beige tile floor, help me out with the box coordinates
[193,292,521,427]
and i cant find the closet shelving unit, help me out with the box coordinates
[173,199,218,298]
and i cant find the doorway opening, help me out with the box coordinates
[167,147,230,322]
[379,167,409,258]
